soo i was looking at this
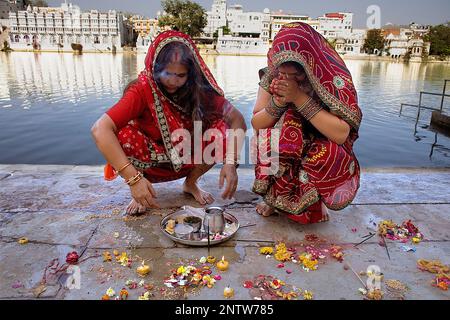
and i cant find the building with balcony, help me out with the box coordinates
[317,12,353,39]
[227,5,270,41]
[130,15,160,52]
[383,25,430,60]
[8,2,125,53]
[204,0,227,38]
[269,10,309,41]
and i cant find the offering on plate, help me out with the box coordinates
[183,216,202,233]
[203,206,226,234]
[165,219,176,234]
[174,224,194,239]
[160,206,239,247]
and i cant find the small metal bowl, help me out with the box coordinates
[183,216,202,233]
[174,224,194,239]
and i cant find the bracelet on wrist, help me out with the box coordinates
[295,97,323,121]
[225,156,240,168]
[125,171,143,186]
[265,96,288,118]
[117,161,132,173]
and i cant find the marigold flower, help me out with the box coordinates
[259,247,274,255]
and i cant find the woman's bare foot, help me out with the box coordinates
[256,202,276,217]
[126,199,147,216]
[183,180,214,205]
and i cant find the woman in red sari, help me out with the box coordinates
[252,22,362,224]
[91,30,246,215]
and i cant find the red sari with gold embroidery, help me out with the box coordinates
[253,23,363,224]
[104,31,229,183]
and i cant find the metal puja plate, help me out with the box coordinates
[160,206,240,247]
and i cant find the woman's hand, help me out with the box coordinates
[269,80,288,107]
[219,164,238,200]
[129,177,159,208]
[272,79,307,104]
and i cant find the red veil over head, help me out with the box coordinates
[260,22,362,137]
[105,31,228,181]
[254,22,362,216]
[138,30,226,172]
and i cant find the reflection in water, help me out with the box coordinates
[0,53,138,104]
[0,52,449,167]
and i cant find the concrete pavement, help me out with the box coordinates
[0,165,449,300]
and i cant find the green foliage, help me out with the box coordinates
[363,29,385,55]
[24,0,48,7]
[158,0,207,38]
[327,38,337,49]
[403,51,411,62]
[213,26,231,38]
[1,41,12,52]
[424,23,450,57]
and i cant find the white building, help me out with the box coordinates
[1,0,25,46]
[317,12,353,39]
[409,23,431,39]
[227,5,270,41]
[270,10,309,41]
[306,19,320,32]
[204,0,270,41]
[384,28,410,58]
[383,26,430,60]
[337,28,366,55]
[8,2,125,53]
[216,34,269,55]
[204,0,227,38]
[0,0,24,20]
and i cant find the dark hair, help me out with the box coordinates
[154,42,219,128]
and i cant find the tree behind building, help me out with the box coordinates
[23,0,49,7]
[424,23,450,58]
[363,29,385,55]
[158,0,207,38]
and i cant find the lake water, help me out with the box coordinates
[0,52,449,168]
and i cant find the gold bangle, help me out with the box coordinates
[125,171,143,186]
[128,175,143,187]
[127,172,142,184]
[117,161,132,173]
[127,176,142,187]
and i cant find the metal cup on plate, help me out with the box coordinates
[203,206,226,234]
